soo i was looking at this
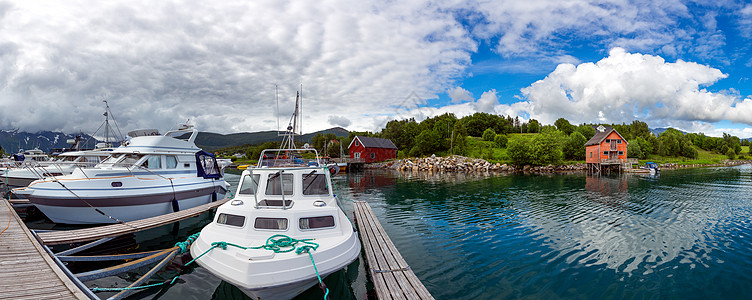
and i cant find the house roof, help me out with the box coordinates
[348,136,398,149]
[584,125,628,146]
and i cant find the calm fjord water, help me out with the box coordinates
[339,165,752,299]
[80,165,752,299]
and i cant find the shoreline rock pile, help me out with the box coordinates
[366,156,751,173]
[368,155,587,173]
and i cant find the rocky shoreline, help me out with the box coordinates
[366,155,751,173]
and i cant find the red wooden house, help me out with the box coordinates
[585,125,628,173]
[348,136,397,163]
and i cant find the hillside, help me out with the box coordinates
[181,127,350,152]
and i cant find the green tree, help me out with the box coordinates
[627,140,644,159]
[531,132,563,165]
[482,128,496,141]
[726,148,736,160]
[494,134,508,148]
[564,132,587,160]
[410,130,442,156]
[576,125,595,139]
[528,119,541,133]
[554,118,575,135]
[507,136,532,166]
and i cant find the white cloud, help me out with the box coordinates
[518,48,752,129]
[447,86,473,103]
[0,0,476,134]
[327,115,351,127]
[474,89,499,113]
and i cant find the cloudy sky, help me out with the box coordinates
[1,0,751,138]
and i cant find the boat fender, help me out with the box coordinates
[172,198,180,212]
[211,191,217,202]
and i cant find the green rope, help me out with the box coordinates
[185,234,330,299]
[174,232,200,254]
[90,233,201,293]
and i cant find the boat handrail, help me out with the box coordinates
[256,148,322,168]
[164,127,198,144]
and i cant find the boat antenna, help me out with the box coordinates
[280,91,301,149]
[276,85,280,136]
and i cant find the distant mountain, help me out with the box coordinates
[650,127,686,136]
[0,130,99,154]
[0,127,351,154]
[195,127,350,152]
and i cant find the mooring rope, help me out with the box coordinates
[91,233,331,299]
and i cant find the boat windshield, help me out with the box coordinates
[238,174,260,195]
[302,174,329,195]
[99,154,123,166]
[266,173,294,195]
[121,154,144,166]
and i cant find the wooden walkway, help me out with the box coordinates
[0,199,89,299]
[353,201,433,300]
[38,198,229,245]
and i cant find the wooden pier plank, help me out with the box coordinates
[0,199,88,300]
[37,198,229,245]
[354,201,434,300]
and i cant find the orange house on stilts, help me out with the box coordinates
[585,125,630,174]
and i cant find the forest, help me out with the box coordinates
[237,112,749,167]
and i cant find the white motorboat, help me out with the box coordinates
[2,149,112,190]
[190,148,360,300]
[13,125,228,224]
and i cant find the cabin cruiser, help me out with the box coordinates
[13,125,228,224]
[2,149,112,190]
[190,148,360,300]
[1,149,52,174]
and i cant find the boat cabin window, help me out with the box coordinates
[254,217,288,230]
[217,213,245,227]
[238,174,260,195]
[265,173,293,195]
[302,174,329,195]
[143,155,162,169]
[299,216,335,230]
[165,156,178,169]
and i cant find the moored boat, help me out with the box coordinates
[2,149,112,190]
[190,148,360,299]
[13,125,228,224]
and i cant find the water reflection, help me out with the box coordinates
[341,165,752,299]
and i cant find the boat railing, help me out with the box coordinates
[256,148,322,168]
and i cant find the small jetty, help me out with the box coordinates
[353,201,433,299]
[0,199,88,299]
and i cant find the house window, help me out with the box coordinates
[590,152,592,158]
[605,139,610,143]
[354,152,361,159]
[603,151,608,155]
[618,151,624,155]
[355,140,359,146]
[370,152,376,159]
[617,140,622,144]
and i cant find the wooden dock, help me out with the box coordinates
[0,199,89,299]
[353,201,433,300]
[38,198,229,245]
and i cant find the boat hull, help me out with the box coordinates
[192,226,360,300]
[25,182,226,224]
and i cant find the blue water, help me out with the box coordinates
[56,165,752,299]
